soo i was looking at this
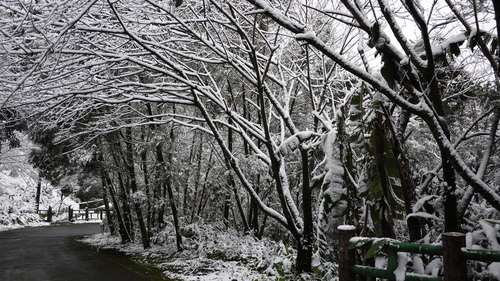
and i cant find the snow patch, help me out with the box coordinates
[337,225,355,231]
[394,252,408,281]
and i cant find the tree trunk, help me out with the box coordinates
[102,170,130,243]
[232,183,249,232]
[374,112,396,238]
[166,180,183,251]
[124,126,150,249]
[297,147,313,272]
[117,168,134,241]
[35,176,41,214]
[155,144,166,226]
[100,175,116,235]
[385,107,422,241]
[140,143,152,236]
[109,136,135,241]
[442,152,459,232]
[494,0,500,45]
[429,88,459,232]
[190,136,203,221]
[165,124,183,252]
[409,7,459,232]
[184,132,199,215]
[249,184,260,235]
[154,123,183,252]
[225,117,249,232]
[223,193,231,227]
[193,149,213,222]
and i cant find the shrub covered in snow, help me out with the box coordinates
[80,221,331,280]
[0,170,41,227]
[0,135,78,230]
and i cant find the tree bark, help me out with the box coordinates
[155,144,166,226]
[102,168,130,243]
[193,150,213,222]
[165,124,183,252]
[184,133,198,215]
[100,175,116,235]
[124,126,150,249]
[297,147,313,272]
[384,107,422,241]
[374,112,396,238]
[226,116,249,232]
[35,176,41,214]
[494,0,500,46]
[116,172,134,241]
[154,121,183,252]
[140,144,152,236]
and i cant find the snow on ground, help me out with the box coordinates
[0,136,79,232]
[78,223,319,281]
[0,221,50,232]
[0,167,79,232]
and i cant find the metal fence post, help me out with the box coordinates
[338,225,356,281]
[443,232,467,281]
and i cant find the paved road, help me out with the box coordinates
[0,223,164,281]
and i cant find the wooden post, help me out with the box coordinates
[443,232,467,281]
[85,208,89,221]
[338,225,356,281]
[46,206,52,223]
[35,177,41,214]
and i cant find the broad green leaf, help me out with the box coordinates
[367,179,381,195]
[348,238,371,249]
[484,219,500,226]
[313,267,325,277]
[363,239,387,260]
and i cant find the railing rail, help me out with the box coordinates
[338,225,500,281]
[38,206,104,222]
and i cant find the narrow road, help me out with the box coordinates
[0,223,164,281]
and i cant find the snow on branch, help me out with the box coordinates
[278,131,320,156]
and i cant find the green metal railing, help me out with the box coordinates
[350,241,443,281]
[338,226,500,281]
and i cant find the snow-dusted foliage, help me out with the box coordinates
[316,128,346,262]
[0,134,74,229]
[79,221,311,280]
[319,129,347,218]
[0,170,40,227]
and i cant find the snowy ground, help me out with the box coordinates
[78,223,329,281]
[0,166,81,233]
[0,139,88,232]
[0,220,50,232]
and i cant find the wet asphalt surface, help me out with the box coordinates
[0,223,164,281]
